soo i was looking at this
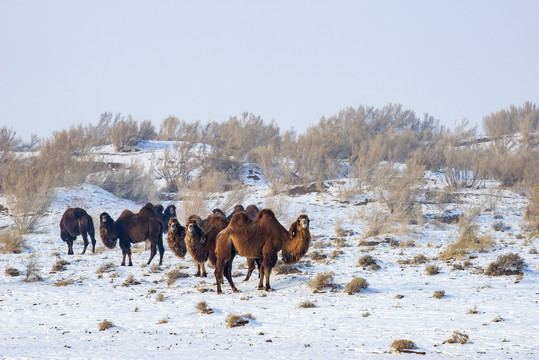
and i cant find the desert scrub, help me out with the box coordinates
[485,253,525,276]
[98,319,114,331]
[50,259,69,272]
[308,271,336,292]
[196,301,214,314]
[425,264,440,275]
[122,274,141,286]
[298,300,316,309]
[54,277,80,287]
[309,250,327,262]
[357,254,380,271]
[24,258,43,282]
[390,339,416,352]
[345,277,368,295]
[96,262,115,274]
[225,314,255,328]
[5,267,20,276]
[443,331,469,344]
[0,229,25,254]
[166,269,189,286]
[157,317,169,324]
[156,293,165,302]
[433,290,445,299]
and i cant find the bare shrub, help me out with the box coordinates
[181,182,209,219]
[444,145,488,189]
[345,277,368,294]
[1,159,57,233]
[308,271,336,292]
[412,254,427,264]
[156,293,165,302]
[425,264,440,275]
[50,259,69,272]
[485,253,525,276]
[482,102,539,140]
[357,255,380,271]
[364,210,392,238]
[0,126,20,165]
[166,269,189,286]
[96,262,115,274]
[196,301,214,314]
[88,159,157,203]
[98,319,114,331]
[24,258,43,282]
[110,114,139,152]
[157,318,169,324]
[0,229,25,254]
[524,188,539,235]
[122,274,141,286]
[225,313,255,328]
[54,277,80,287]
[488,149,538,188]
[443,331,469,345]
[433,290,445,299]
[152,142,199,192]
[138,120,157,141]
[298,300,316,309]
[5,267,20,276]
[442,207,493,259]
[492,221,509,232]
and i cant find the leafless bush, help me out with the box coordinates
[0,126,20,166]
[443,331,469,345]
[444,145,488,189]
[225,313,255,328]
[152,142,200,192]
[482,102,539,141]
[24,258,43,282]
[357,255,380,271]
[298,300,317,308]
[138,120,157,141]
[485,253,525,276]
[390,339,416,352]
[425,264,440,275]
[110,114,139,152]
[51,259,69,272]
[166,269,189,286]
[96,262,115,274]
[0,229,25,254]
[345,277,368,294]
[433,290,445,299]
[364,210,392,238]
[488,148,538,188]
[88,159,157,203]
[156,293,165,302]
[308,271,336,292]
[1,159,56,233]
[180,182,209,219]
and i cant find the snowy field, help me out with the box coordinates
[1,142,538,359]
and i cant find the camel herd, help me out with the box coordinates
[59,204,311,294]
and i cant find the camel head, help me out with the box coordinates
[165,204,177,218]
[99,212,118,249]
[282,214,311,264]
[168,217,182,232]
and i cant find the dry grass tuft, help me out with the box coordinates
[309,251,328,262]
[425,264,440,275]
[443,331,469,344]
[51,259,69,272]
[98,319,114,331]
[54,277,80,287]
[5,267,20,276]
[0,229,25,254]
[298,300,316,308]
[390,339,416,351]
[166,269,190,286]
[357,255,380,271]
[157,318,169,324]
[433,290,445,299]
[156,293,165,302]
[96,262,115,274]
[122,274,141,286]
[196,301,215,314]
[225,313,255,328]
[345,277,368,295]
[24,258,43,282]
[308,271,336,292]
[485,253,525,276]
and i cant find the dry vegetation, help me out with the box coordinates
[308,271,336,292]
[98,319,114,331]
[485,253,525,276]
[0,229,25,254]
[225,313,255,328]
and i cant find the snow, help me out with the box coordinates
[1,145,538,359]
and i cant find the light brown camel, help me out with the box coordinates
[60,208,96,255]
[214,209,311,294]
[98,203,164,266]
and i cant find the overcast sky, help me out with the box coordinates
[1,0,538,140]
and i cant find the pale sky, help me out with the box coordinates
[1,0,538,140]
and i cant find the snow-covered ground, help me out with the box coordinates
[0,143,538,359]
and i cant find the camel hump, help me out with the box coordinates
[71,207,88,218]
[229,211,252,226]
[188,214,202,224]
[256,208,276,220]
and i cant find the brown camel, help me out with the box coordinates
[98,203,164,266]
[60,208,96,255]
[185,213,228,277]
[152,204,177,234]
[214,209,311,294]
[167,217,187,259]
[227,204,245,221]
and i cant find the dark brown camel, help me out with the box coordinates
[214,209,311,294]
[98,203,164,266]
[152,204,177,234]
[60,208,96,255]
[167,217,187,259]
[185,213,229,277]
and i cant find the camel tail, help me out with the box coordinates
[87,215,96,237]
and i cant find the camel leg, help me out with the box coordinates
[67,240,74,255]
[127,248,133,266]
[157,235,164,265]
[264,267,273,291]
[224,260,238,293]
[121,250,127,266]
[258,265,265,290]
[244,258,256,281]
[147,241,157,265]
[90,234,96,254]
[215,259,225,294]
[201,263,207,277]
[81,232,89,255]
[195,264,201,277]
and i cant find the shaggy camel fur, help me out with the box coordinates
[60,208,96,255]
[227,204,245,221]
[166,217,186,259]
[152,204,177,234]
[214,209,311,294]
[99,203,164,266]
[185,213,228,277]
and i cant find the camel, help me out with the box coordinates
[98,203,164,266]
[185,213,228,277]
[214,209,311,294]
[167,217,187,259]
[152,204,177,234]
[59,208,96,255]
[227,204,245,221]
